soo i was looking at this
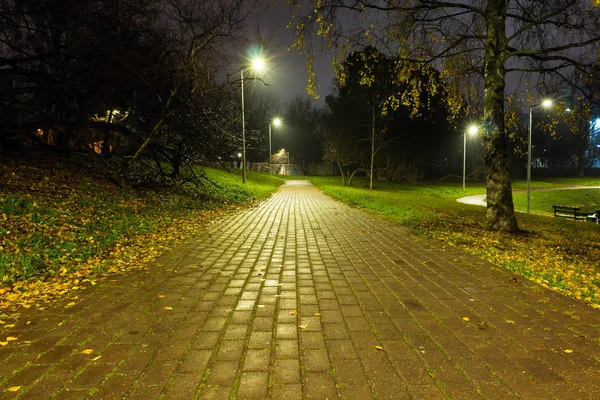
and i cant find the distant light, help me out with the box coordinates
[565,108,571,113]
[468,125,478,135]
[541,99,553,108]
[273,117,282,127]
[237,152,242,158]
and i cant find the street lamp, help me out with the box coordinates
[269,117,282,174]
[463,125,479,190]
[240,56,266,183]
[527,99,553,212]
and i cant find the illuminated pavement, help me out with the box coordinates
[457,186,600,208]
[2,180,600,399]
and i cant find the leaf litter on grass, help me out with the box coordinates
[0,156,260,317]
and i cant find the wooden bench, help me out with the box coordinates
[552,205,591,220]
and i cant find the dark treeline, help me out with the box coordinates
[0,0,259,186]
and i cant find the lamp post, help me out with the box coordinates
[268,117,282,174]
[463,125,479,190]
[240,56,265,183]
[527,99,553,212]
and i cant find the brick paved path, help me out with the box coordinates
[2,180,600,399]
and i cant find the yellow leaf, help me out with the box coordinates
[462,317,470,322]
[164,307,173,310]
[91,355,102,361]
[6,336,17,341]
[299,324,309,329]
[82,349,94,355]
[6,386,21,392]
[5,324,15,328]
[158,295,165,298]
[564,349,573,354]
[290,310,298,315]
[314,313,322,316]
[258,305,265,308]
[0,341,8,346]
[374,345,384,350]
[506,320,515,324]
[65,302,76,308]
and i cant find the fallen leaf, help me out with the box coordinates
[290,310,298,315]
[6,386,21,392]
[82,349,94,355]
[164,306,173,310]
[506,320,515,324]
[299,324,309,329]
[374,345,384,350]
[58,322,64,327]
[65,302,76,308]
[462,317,470,322]
[564,349,573,354]
[158,295,165,298]
[258,305,265,308]
[0,342,8,346]
[91,355,102,361]
[5,324,15,328]
[6,336,17,341]
[314,313,322,317]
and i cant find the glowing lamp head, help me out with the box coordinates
[273,118,282,127]
[468,125,479,135]
[541,99,553,108]
[251,57,265,72]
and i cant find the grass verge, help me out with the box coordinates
[0,155,283,311]
[310,176,600,308]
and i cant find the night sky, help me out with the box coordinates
[242,2,334,106]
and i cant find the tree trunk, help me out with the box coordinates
[102,109,113,157]
[575,119,588,177]
[337,158,346,185]
[348,168,364,186]
[370,105,375,191]
[482,0,519,232]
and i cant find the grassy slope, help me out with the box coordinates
[0,155,283,310]
[309,176,600,308]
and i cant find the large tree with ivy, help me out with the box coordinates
[291,0,600,232]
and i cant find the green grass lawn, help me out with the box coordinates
[309,176,600,308]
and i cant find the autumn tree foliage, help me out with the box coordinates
[291,0,600,232]
[324,47,452,189]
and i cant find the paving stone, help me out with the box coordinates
[273,359,301,384]
[303,372,337,399]
[237,372,268,399]
[271,383,303,400]
[206,361,239,386]
[243,349,271,371]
